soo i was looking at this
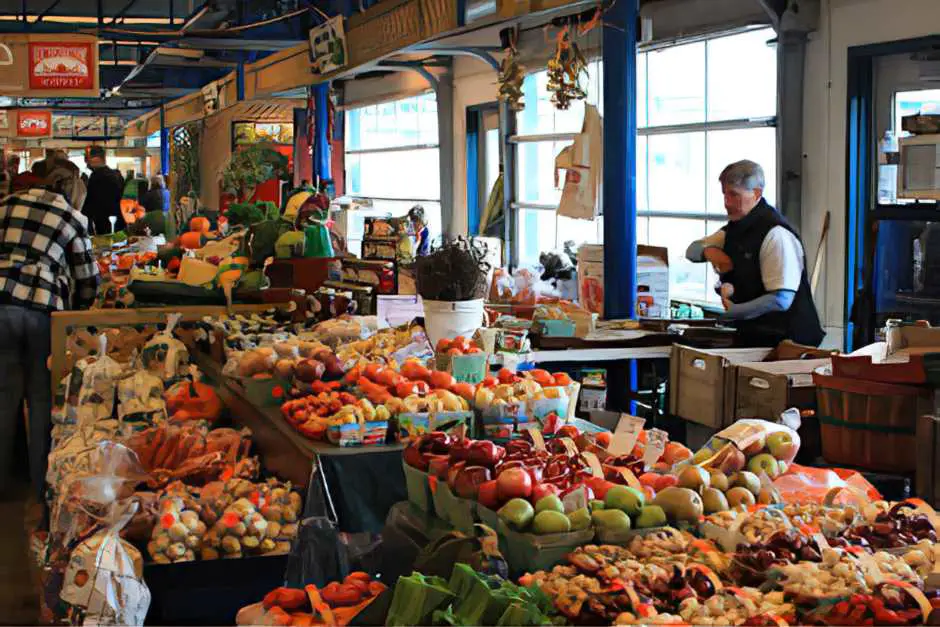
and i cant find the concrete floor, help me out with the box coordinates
[0,482,39,625]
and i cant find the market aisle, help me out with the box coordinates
[0,481,38,625]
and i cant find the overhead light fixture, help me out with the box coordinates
[0,96,13,107]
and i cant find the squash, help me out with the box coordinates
[189,216,211,233]
[216,268,243,287]
[177,257,219,286]
[178,232,205,250]
[165,379,223,424]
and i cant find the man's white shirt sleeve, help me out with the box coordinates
[759,226,804,292]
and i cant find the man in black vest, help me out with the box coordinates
[685,160,825,347]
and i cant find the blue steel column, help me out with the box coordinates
[159,105,169,176]
[313,83,331,182]
[602,0,639,320]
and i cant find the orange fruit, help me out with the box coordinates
[552,372,573,386]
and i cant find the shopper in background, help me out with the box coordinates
[132,174,169,237]
[685,160,824,347]
[0,165,99,498]
[409,204,430,257]
[11,161,47,193]
[142,174,168,214]
[83,146,124,235]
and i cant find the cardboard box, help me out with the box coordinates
[637,245,669,319]
[669,345,774,428]
[916,414,940,508]
[733,358,831,421]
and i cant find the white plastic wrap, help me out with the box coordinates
[140,313,189,384]
[117,370,166,430]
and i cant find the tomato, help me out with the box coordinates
[429,370,456,390]
[436,338,452,352]
[552,372,573,386]
[447,347,463,356]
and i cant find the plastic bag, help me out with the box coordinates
[59,500,151,626]
[65,336,124,427]
[772,463,882,504]
[140,313,189,384]
[117,370,166,430]
[698,418,802,473]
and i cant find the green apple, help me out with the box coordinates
[567,507,592,531]
[604,485,645,516]
[766,431,798,462]
[748,453,780,479]
[589,499,606,511]
[532,510,571,534]
[535,495,565,515]
[635,505,667,528]
[498,498,534,530]
[591,509,632,531]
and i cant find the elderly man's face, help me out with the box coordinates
[722,184,763,222]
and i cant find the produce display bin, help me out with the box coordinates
[144,554,288,626]
[403,461,432,512]
[814,372,931,473]
[917,414,940,508]
[496,520,594,576]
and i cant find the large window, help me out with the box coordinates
[639,27,777,304]
[513,27,777,303]
[344,93,442,240]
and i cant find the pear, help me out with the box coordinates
[726,487,756,508]
[532,510,570,534]
[677,466,710,491]
[757,487,782,505]
[591,509,632,531]
[653,487,704,523]
[701,487,729,514]
[708,470,730,492]
[731,471,762,496]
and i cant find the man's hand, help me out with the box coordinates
[719,283,735,311]
[704,247,734,274]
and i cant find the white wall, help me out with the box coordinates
[802,0,940,349]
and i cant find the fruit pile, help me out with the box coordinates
[435,335,483,355]
[729,530,825,586]
[237,573,387,626]
[281,392,391,440]
[344,360,476,407]
[839,501,939,550]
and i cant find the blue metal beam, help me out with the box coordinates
[602,0,639,321]
[160,105,170,176]
[313,83,331,183]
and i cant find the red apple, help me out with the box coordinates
[530,482,561,504]
[585,476,616,500]
[446,461,466,489]
[718,447,747,474]
[497,467,533,501]
[742,433,767,457]
[467,440,505,467]
[403,445,428,471]
[449,439,474,464]
[495,460,526,476]
[427,454,450,479]
[454,466,492,499]
[556,425,580,440]
[477,480,500,510]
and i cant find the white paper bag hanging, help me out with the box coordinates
[555,103,603,221]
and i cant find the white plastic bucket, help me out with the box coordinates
[422,298,486,347]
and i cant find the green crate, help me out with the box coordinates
[476,504,501,532]
[402,461,432,512]
[497,520,594,574]
[445,493,478,534]
[432,480,455,525]
[235,375,290,407]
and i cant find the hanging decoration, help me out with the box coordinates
[497,30,526,112]
[546,26,588,110]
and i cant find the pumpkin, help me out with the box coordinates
[178,232,205,250]
[165,379,223,424]
[117,254,137,271]
[189,216,211,233]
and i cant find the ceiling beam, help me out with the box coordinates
[175,37,305,51]
[35,0,64,22]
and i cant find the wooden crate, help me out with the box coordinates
[917,414,940,508]
[734,359,831,421]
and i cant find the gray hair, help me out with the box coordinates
[150,174,166,189]
[719,160,765,191]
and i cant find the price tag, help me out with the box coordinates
[450,353,488,384]
[715,421,764,451]
[559,437,580,457]
[615,467,643,490]
[581,451,605,478]
[608,414,645,456]
[641,428,668,467]
[561,485,589,513]
[526,426,547,452]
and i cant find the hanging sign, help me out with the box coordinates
[0,110,8,130]
[52,114,74,137]
[17,110,51,137]
[308,15,347,75]
[347,0,458,68]
[28,42,94,90]
[74,116,104,137]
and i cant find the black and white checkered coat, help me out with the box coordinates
[0,188,100,311]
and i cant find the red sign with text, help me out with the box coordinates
[17,111,52,137]
[28,42,94,90]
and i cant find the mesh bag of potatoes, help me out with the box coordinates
[197,477,257,527]
[202,497,272,560]
[257,479,303,553]
[147,496,206,564]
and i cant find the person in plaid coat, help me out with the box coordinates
[0,162,100,498]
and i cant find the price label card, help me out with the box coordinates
[608,414,645,456]
[715,421,764,451]
[642,428,669,467]
[561,485,588,513]
[450,353,488,384]
[525,426,547,452]
[581,451,605,478]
